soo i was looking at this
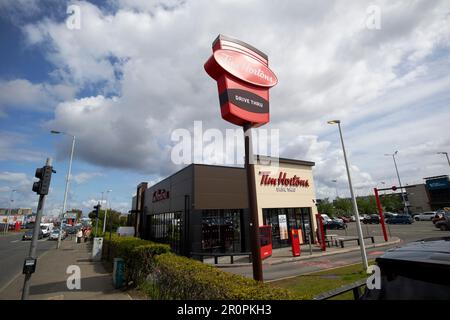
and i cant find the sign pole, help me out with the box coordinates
[244,124,263,282]
[374,188,388,242]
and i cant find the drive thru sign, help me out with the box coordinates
[204,35,278,127]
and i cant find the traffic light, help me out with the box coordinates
[93,203,101,218]
[32,165,54,195]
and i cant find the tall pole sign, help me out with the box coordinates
[204,35,278,281]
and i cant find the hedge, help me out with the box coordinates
[101,235,171,286]
[142,253,301,300]
[101,235,301,299]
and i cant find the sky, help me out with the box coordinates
[0,0,449,217]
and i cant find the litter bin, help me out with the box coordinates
[113,258,125,289]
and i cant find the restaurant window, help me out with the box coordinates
[201,209,243,253]
[263,207,313,248]
[149,211,182,254]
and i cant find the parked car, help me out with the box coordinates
[338,216,351,223]
[414,211,436,221]
[22,229,44,240]
[325,219,347,230]
[435,212,450,231]
[383,212,397,220]
[321,214,332,224]
[363,214,380,224]
[386,214,413,224]
[432,211,447,224]
[49,229,66,240]
[360,237,450,300]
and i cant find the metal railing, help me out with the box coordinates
[313,279,367,300]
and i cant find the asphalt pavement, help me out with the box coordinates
[0,232,56,293]
[221,221,449,281]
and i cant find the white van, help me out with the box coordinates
[40,223,54,237]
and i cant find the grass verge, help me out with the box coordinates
[270,261,375,300]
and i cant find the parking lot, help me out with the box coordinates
[331,220,449,243]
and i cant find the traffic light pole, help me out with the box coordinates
[22,158,52,300]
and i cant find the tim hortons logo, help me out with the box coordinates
[259,171,309,188]
[214,49,278,87]
[152,189,169,202]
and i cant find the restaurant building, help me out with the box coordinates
[129,156,318,257]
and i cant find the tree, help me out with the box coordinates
[356,196,377,215]
[88,209,124,233]
[317,198,336,217]
[380,194,403,212]
[333,198,352,216]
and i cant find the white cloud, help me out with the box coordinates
[72,172,103,184]
[0,79,76,116]
[0,131,45,162]
[0,172,31,185]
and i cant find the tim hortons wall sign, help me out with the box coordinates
[152,189,169,203]
[259,171,310,188]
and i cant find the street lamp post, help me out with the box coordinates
[384,151,408,214]
[51,130,76,249]
[328,120,368,270]
[102,190,112,234]
[437,152,450,167]
[331,179,339,199]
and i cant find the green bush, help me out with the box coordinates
[143,253,299,300]
[102,235,171,286]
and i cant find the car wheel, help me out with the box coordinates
[414,217,419,221]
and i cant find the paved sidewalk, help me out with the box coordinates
[205,236,401,267]
[0,238,131,300]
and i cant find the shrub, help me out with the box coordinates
[102,235,171,286]
[143,253,300,300]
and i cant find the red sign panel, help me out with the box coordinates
[259,171,309,187]
[152,189,169,203]
[204,35,278,127]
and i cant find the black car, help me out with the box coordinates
[363,214,380,224]
[324,219,347,230]
[361,237,450,300]
[385,214,413,224]
[435,212,450,231]
[22,229,44,240]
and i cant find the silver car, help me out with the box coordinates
[413,211,436,221]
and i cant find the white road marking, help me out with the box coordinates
[10,240,19,243]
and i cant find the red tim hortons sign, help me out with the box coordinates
[152,189,169,203]
[204,35,278,127]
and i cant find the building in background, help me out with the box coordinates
[424,175,450,210]
[405,184,432,213]
[0,208,32,215]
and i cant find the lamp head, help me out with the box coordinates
[50,130,61,134]
[327,120,340,124]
